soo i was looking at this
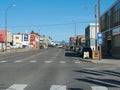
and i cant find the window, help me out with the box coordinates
[15,36,19,40]
[113,35,120,47]
[113,2,120,24]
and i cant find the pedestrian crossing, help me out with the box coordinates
[5,84,111,90]
[0,60,89,64]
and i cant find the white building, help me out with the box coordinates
[13,33,30,48]
[85,23,99,50]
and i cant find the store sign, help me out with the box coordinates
[113,27,120,35]
[97,32,103,45]
[24,34,28,41]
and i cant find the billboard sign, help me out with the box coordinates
[24,34,28,41]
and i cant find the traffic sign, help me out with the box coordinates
[97,32,103,44]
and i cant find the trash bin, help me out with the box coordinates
[92,51,99,60]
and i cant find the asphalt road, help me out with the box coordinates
[0,48,120,90]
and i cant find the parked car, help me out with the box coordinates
[78,46,92,58]
[10,45,18,49]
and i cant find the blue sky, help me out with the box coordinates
[0,0,116,42]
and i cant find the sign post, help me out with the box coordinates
[97,32,103,60]
[97,32,103,45]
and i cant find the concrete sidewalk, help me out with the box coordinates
[80,57,120,65]
[0,48,32,54]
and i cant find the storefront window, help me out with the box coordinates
[113,35,120,47]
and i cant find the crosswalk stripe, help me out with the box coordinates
[91,86,108,90]
[0,60,7,63]
[6,84,27,90]
[45,60,52,63]
[74,61,81,63]
[60,61,66,63]
[29,61,37,63]
[50,85,66,90]
[14,60,22,63]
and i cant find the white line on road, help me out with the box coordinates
[29,60,37,63]
[60,61,66,64]
[14,60,22,63]
[6,84,27,90]
[0,60,7,63]
[45,60,53,63]
[91,86,108,90]
[74,61,81,64]
[50,85,66,90]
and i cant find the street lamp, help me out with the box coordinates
[5,4,16,52]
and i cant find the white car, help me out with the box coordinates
[10,45,18,49]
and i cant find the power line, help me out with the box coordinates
[0,21,94,28]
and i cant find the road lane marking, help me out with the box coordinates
[91,86,108,90]
[60,61,66,63]
[74,61,81,64]
[21,50,48,62]
[14,60,22,63]
[6,84,27,90]
[29,60,37,63]
[45,60,52,63]
[50,85,66,90]
[0,60,7,63]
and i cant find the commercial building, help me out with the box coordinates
[13,33,30,48]
[101,0,120,58]
[76,35,85,46]
[85,23,99,50]
[69,37,76,46]
[0,30,12,50]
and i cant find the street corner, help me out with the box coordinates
[79,58,97,63]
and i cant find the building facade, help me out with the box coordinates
[0,30,12,50]
[85,23,99,50]
[69,37,76,46]
[76,35,85,46]
[13,33,30,48]
[101,0,120,58]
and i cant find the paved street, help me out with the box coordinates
[0,48,120,90]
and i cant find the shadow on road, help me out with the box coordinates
[68,88,83,90]
[73,69,120,88]
[65,52,79,57]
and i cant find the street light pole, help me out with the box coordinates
[98,0,102,60]
[72,21,76,51]
[94,4,97,50]
[5,4,16,52]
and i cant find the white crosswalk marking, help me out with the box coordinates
[50,85,66,90]
[74,61,81,63]
[29,61,37,63]
[60,61,66,63]
[45,60,52,63]
[6,84,27,90]
[0,60,7,63]
[91,86,108,90]
[14,60,22,63]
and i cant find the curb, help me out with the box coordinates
[79,58,97,63]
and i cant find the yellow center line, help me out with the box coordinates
[21,50,48,62]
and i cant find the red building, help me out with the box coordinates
[0,30,12,50]
[30,31,40,48]
[0,30,6,42]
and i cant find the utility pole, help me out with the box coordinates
[94,4,97,51]
[98,0,102,60]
